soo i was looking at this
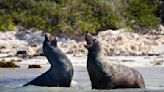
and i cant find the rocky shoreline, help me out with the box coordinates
[0,27,164,59]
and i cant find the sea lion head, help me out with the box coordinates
[85,33,100,51]
[44,33,57,47]
[44,33,50,42]
[50,37,57,47]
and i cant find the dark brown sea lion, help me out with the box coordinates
[85,33,145,89]
[24,33,73,87]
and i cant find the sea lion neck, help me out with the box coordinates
[87,42,103,61]
[85,33,94,47]
[44,34,49,41]
[44,44,66,65]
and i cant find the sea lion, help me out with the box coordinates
[85,33,145,89]
[24,33,73,87]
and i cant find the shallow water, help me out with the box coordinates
[0,56,164,90]
[0,66,164,90]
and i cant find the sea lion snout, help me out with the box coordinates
[85,33,94,48]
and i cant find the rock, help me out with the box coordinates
[0,46,6,49]
[66,50,74,54]
[102,46,112,56]
[16,50,33,58]
[151,60,164,66]
[59,41,87,57]
[15,28,30,40]
[27,45,42,56]
[16,50,27,55]
[131,33,140,40]
[1,28,164,56]
[0,31,16,40]
[70,80,78,88]
[97,30,113,40]
[28,64,42,68]
[10,59,22,62]
[98,29,160,56]
[0,59,20,68]
[34,47,43,56]
[156,25,164,35]
[73,52,84,57]
[122,59,135,62]
[15,29,45,45]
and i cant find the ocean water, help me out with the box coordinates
[0,56,164,90]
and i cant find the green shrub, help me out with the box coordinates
[0,0,161,34]
[120,0,160,30]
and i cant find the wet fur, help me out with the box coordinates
[24,34,73,87]
[85,33,145,89]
